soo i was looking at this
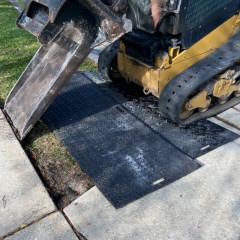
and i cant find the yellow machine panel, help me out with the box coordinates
[117,15,240,98]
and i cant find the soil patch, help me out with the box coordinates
[23,121,94,209]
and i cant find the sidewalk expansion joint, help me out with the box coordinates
[62,211,87,240]
[215,116,240,132]
[2,211,57,239]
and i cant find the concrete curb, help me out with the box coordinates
[0,110,55,237]
[0,110,78,239]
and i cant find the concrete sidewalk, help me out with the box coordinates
[0,110,78,239]
[1,99,240,240]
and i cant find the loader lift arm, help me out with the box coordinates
[4,0,125,139]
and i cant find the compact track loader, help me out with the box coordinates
[4,0,240,139]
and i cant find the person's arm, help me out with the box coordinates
[151,0,164,27]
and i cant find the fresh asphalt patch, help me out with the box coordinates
[44,72,238,208]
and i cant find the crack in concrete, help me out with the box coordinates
[2,211,57,239]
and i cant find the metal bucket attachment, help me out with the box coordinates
[4,0,124,139]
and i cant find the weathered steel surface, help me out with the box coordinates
[5,24,93,139]
[5,0,123,139]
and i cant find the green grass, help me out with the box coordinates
[0,0,39,107]
[79,58,98,71]
[23,121,75,168]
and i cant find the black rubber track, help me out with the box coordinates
[98,39,120,80]
[159,31,240,125]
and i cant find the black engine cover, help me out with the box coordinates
[121,30,164,66]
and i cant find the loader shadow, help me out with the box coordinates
[43,73,239,208]
[44,78,117,129]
